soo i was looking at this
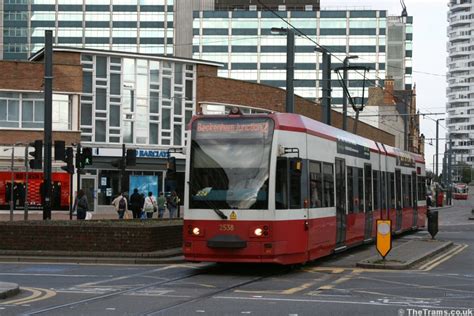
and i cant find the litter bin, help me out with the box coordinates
[437,191,444,207]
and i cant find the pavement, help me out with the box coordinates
[0,282,20,300]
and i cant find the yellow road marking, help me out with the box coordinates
[418,245,463,270]
[281,282,315,295]
[420,244,468,271]
[1,287,56,305]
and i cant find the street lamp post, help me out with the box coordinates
[435,118,445,180]
[342,55,358,131]
[271,27,295,114]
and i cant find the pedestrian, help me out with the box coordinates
[157,192,167,219]
[167,191,180,219]
[111,192,128,219]
[143,191,157,219]
[73,189,88,220]
[130,188,143,219]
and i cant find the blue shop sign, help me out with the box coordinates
[137,150,170,158]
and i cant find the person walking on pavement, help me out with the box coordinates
[130,188,143,219]
[143,191,157,219]
[157,192,167,219]
[167,191,180,219]
[112,192,128,219]
[73,189,88,220]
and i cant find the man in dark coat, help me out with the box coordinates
[130,188,143,219]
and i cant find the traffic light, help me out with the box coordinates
[82,147,93,165]
[167,156,176,174]
[54,141,65,161]
[126,149,137,166]
[29,140,43,170]
[75,151,84,170]
[61,147,74,174]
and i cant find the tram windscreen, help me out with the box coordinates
[189,117,274,210]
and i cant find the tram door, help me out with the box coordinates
[335,158,346,249]
[364,164,373,241]
[412,171,418,227]
[395,169,402,232]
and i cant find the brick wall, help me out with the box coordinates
[0,131,80,146]
[0,60,82,93]
[0,221,183,252]
[197,75,395,146]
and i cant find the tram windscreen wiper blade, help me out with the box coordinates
[213,208,228,220]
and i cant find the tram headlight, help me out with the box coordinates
[192,227,201,236]
[254,228,263,237]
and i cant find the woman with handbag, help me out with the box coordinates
[143,192,157,219]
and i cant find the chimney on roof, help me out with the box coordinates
[383,76,396,105]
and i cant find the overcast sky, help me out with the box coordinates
[325,0,448,172]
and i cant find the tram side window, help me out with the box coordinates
[373,170,380,210]
[347,167,354,214]
[289,162,301,209]
[276,158,288,209]
[357,167,364,213]
[417,176,425,201]
[402,175,410,208]
[407,175,413,207]
[323,163,334,207]
[309,161,322,208]
[389,172,395,209]
[364,164,372,212]
[395,170,402,209]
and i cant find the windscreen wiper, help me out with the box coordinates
[213,208,228,220]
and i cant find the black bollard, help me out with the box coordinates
[427,210,438,239]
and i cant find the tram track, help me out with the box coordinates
[23,264,290,315]
[23,266,208,315]
[142,266,291,315]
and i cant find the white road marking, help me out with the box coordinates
[213,296,472,310]
[196,310,206,313]
[106,308,116,311]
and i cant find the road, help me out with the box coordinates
[0,199,473,316]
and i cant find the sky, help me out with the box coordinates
[326,0,448,173]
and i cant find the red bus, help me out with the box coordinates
[0,172,70,210]
[183,112,426,265]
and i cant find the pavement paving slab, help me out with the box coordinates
[356,238,453,269]
[0,282,20,299]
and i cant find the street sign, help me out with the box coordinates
[376,220,392,259]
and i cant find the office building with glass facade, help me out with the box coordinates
[1,0,175,61]
[192,9,413,108]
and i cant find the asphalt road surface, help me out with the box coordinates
[0,199,473,316]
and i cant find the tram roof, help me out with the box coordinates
[270,113,425,164]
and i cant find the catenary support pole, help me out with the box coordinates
[285,29,295,113]
[43,30,53,220]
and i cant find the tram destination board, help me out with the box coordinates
[336,139,370,160]
[193,118,274,139]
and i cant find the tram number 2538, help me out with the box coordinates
[219,224,234,231]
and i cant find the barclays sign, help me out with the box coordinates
[137,150,170,158]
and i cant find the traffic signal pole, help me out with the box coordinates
[43,30,53,220]
[24,144,29,221]
[76,143,82,196]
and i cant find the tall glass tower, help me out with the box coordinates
[1,0,175,60]
[447,0,474,171]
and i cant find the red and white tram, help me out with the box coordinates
[183,112,426,265]
[453,183,468,200]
